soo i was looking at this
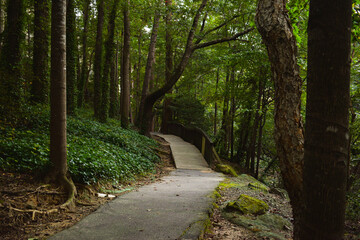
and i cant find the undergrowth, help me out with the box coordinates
[0,105,159,184]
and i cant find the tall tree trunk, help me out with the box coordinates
[134,32,142,118]
[31,0,50,104]
[214,68,219,135]
[100,0,119,123]
[109,41,119,118]
[165,0,173,83]
[66,0,77,114]
[49,0,75,208]
[0,0,4,53]
[77,0,90,108]
[137,11,160,128]
[220,70,230,157]
[0,0,24,121]
[301,0,351,239]
[120,0,130,128]
[93,0,104,120]
[256,0,304,237]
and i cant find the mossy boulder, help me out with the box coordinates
[215,164,238,177]
[248,182,270,193]
[226,194,269,215]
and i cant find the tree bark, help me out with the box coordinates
[100,0,119,123]
[255,0,304,236]
[77,0,90,108]
[50,0,75,208]
[66,0,77,114]
[137,11,160,128]
[120,0,130,128]
[0,0,4,53]
[109,41,120,118]
[31,0,50,104]
[214,68,219,135]
[0,0,24,121]
[93,0,104,120]
[300,0,351,238]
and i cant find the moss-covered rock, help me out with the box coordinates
[226,194,269,215]
[248,182,270,193]
[215,164,238,177]
[222,211,290,240]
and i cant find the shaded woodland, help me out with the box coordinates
[0,0,360,239]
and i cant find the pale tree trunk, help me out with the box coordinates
[300,0,351,239]
[255,0,304,237]
[137,11,160,128]
[120,0,130,128]
[49,0,76,208]
[31,0,50,104]
[93,0,104,120]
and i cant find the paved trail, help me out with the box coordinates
[50,134,223,240]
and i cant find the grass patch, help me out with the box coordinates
[0,105,159,184]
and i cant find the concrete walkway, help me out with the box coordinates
[50,134,223,240]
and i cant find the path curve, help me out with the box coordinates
[50,134,223,240]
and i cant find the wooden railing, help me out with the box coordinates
[163,122,221,167]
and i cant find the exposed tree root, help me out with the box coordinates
[9,206,59,221]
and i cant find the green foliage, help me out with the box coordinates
[169,93,211,131]
[0,107,159,184]
[346,177,360,221]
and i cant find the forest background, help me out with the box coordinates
[0,0,359,238]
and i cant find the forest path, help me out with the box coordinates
[50,134,223,240]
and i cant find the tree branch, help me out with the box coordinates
[193,27,254,50]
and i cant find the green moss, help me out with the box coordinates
[226,194,269,215]
[248,182,270,193]
[215,164,238,177]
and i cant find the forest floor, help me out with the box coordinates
[0,136,175,240]
[1,135,359,240]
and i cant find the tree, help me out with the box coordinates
[77,0,90,108]
[300,0,352,238]
[66,0,77,115]
[255,0,304,236]
[140,0,254,135]
[100,0,119,123]
[120,0,130,127]
[0,0,25,121]
[93,0,104,120]
[0,0,5,54]
[49,0,76,208]
[137,10,160,128]
[31,0,50,104]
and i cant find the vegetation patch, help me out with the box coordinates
[0,107,160,184]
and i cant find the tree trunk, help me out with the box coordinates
[49,0,75,208]
[255,0,304,236]
[214,68,219,135]
[0,0,4,53]
[31,0,50,104]
[66,0,77,114]
[137,11,160,128]
[120,0,130,128]
[100,0,119,123]
[300,0,351,239]
[93,0,104,120]
[0,0,24,121]
[77,0,90,108]
[165,0,173,83]
[109,41,119,118]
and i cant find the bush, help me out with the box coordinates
[0,108,159,184]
